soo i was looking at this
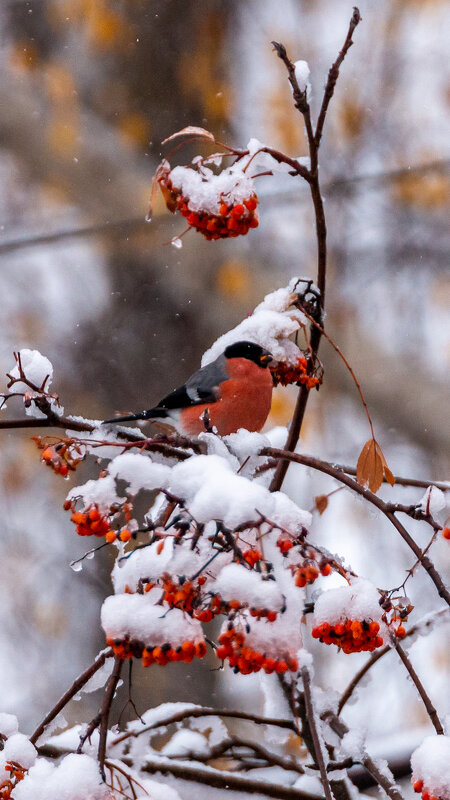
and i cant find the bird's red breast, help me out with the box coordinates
[178,356,273,436]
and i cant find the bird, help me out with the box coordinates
[104,340,274,436]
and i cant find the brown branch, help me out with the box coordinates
[334,464,449,492]
[263,448,450,605]
[29,648,113,746]
[302,667,334,800]
[322,712,404,800]
[136,755,322,800]
[98,655,124,780]
[112,706,297,746]
[394,643,444,734]
[315,8,362,149]
[338,609,449,714]
[186,735,305,775]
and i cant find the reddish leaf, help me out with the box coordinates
[161,126,216,146]
[314,494,329,515]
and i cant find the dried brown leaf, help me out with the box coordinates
[161,126,216,146]
[314,494,329,515]
[356,438,384,493]
[357,439,395,492]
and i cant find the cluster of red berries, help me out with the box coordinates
[270,356,320,390]
[312,619,384,653]
[216,627,298,675]
[242,548,262,567]
[160,575,204,614]
[159,171,259,240]
[33,436,83,477]
[0,761,26,799]
[412,780,443,800]
[295,562,331,587]
[64,499,134,541]
[106,635,207,666]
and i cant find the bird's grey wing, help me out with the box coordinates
[157,354,228,410]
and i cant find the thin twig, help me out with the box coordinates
[29,649,113,745]
[334,464,449,492]
[98,655,124,780]
[394,643,444,734]
[263,447,450,605]
[315,8,362,149]
[302,667,334,800]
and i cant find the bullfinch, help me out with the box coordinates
[105,341,274,436]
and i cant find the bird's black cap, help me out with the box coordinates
[224,340,273,367]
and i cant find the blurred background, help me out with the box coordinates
[0,0,448,780]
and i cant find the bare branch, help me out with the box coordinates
[315,8,362,149]
[98,655,123,779]
[394,643,444,734]
[30,649,113,746]
[302,667,334,800]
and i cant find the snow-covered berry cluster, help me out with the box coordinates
[157,160,259,240]
[270,355,321,390]
[311,579,388,654]
[64,497,134,542]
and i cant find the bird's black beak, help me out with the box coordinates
[260,353,274,366]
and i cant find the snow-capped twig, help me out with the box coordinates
[112,705,297,746]
[322,711,404,800]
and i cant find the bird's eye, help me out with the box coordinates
[260,354,271,365]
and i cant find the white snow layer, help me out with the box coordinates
[214,563,284,610]
[202,283,305,365]
[294,60,311,96]
[8,349,53,391]
[312,578,385,629]
[0,712,19,738]
[13,753,108,800]
[169,160,256,215]
[411,735,450,798]
[101,593,204,646]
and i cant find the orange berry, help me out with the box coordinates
[119,529,132,542]
[395,626,406,638]
[442,527,450,540]
[422,793,430,800]
[105,530,117,543]
[413,785,423,795]
[156,541,164,554]
[231,203,245,218]
[219,203,229,216]
[320,564,332,576]
[244,196,257,211]
[266,610,277,622]
[195,641,207,658]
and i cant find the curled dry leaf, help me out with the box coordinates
[314,494,329,515]
[356,438,395,493]
[161,126,216,146]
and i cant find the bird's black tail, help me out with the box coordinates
[103,408,166,425]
